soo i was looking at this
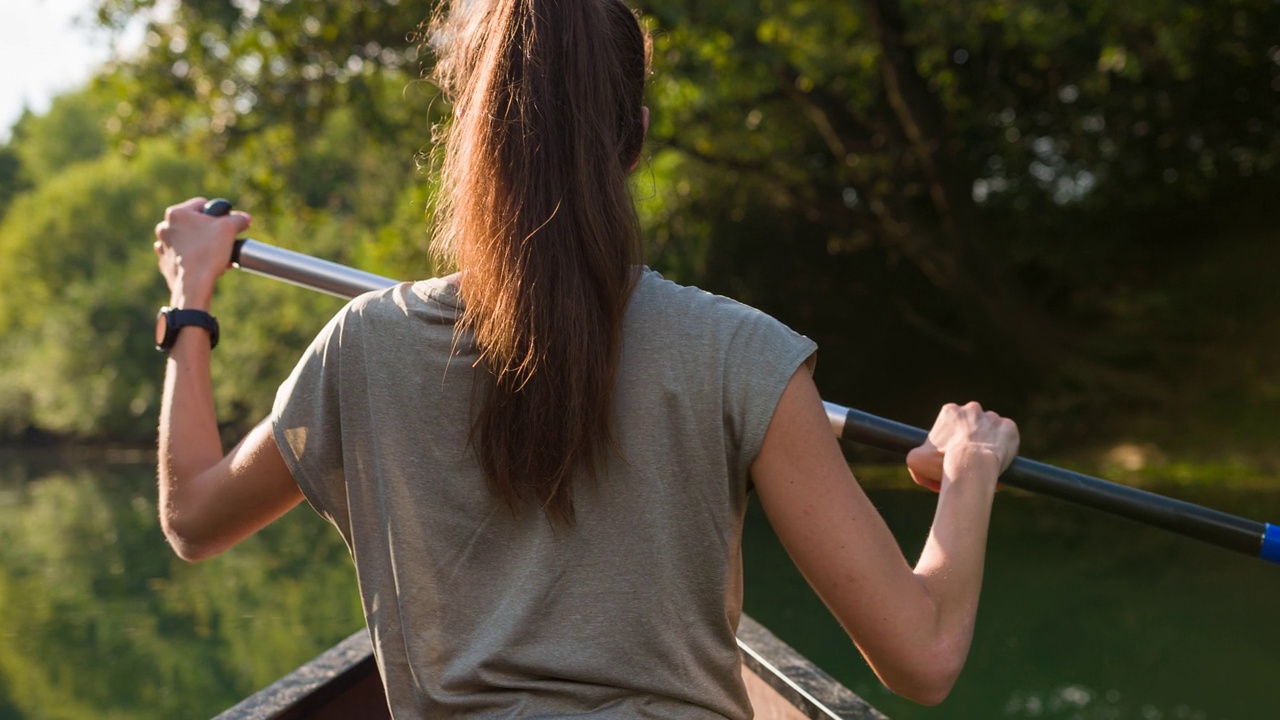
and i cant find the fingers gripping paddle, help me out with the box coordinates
[203,198,1280,566]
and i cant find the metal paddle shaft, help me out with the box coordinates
[204,198,397,298]
[231,239,397,298]
[201,199,1280,566]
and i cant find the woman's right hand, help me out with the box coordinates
[753,376,1018,703]
[906,402,1019,492]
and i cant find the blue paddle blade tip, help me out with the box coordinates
[1263,524,1280,565]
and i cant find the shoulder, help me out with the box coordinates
[631,269,764,326]
[332,278,461,331]
[629,269,809,348]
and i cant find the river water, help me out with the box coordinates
[0,450,1276,719]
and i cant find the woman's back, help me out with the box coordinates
[271,270,815,717]
[149,0,1018,713]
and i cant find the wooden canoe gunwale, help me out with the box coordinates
[737,616,886,720]
[212,630,382,720]
[213,613,886,719]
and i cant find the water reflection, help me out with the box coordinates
[0,455,1277,718]
[742,486,1280,720]
[0,455,362,719]
[1000,685,1213,720]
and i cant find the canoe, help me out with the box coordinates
[212,614,887,719]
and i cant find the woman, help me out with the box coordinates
[152,0,1019,717]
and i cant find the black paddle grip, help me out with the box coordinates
[201,198,246,265]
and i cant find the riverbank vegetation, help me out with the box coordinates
[2,0,1278,478]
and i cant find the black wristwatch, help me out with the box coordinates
[155,307,220,352]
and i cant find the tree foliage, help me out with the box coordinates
[0,0,1277,449]
[0,140,203,438]
[634,0,1280,424]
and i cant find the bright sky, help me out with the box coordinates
[0,0,141,142]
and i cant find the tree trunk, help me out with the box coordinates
[861,0,1066,381]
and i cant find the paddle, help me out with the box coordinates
[202,199,1280,566]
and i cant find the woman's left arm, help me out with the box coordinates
[154,197,303,561]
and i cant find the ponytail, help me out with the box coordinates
[429,0,650,524]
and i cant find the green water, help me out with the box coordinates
[0,452,1276,719]
[743,488,1280,720]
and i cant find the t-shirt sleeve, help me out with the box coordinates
[721,305,818,483]
[270,308,353,533]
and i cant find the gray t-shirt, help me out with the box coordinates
[271,269,817,719]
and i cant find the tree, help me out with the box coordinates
[0,140,205,439]
[633,0,1280,428]
[2,0,1274,446]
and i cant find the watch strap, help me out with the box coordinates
[157,307,220,351]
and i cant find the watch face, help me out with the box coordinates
[155,310,170,348]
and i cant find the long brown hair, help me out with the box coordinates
[429,0,649,524]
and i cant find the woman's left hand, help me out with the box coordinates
[153,197,251,309]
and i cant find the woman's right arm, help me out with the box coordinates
[749,366,1018,706]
